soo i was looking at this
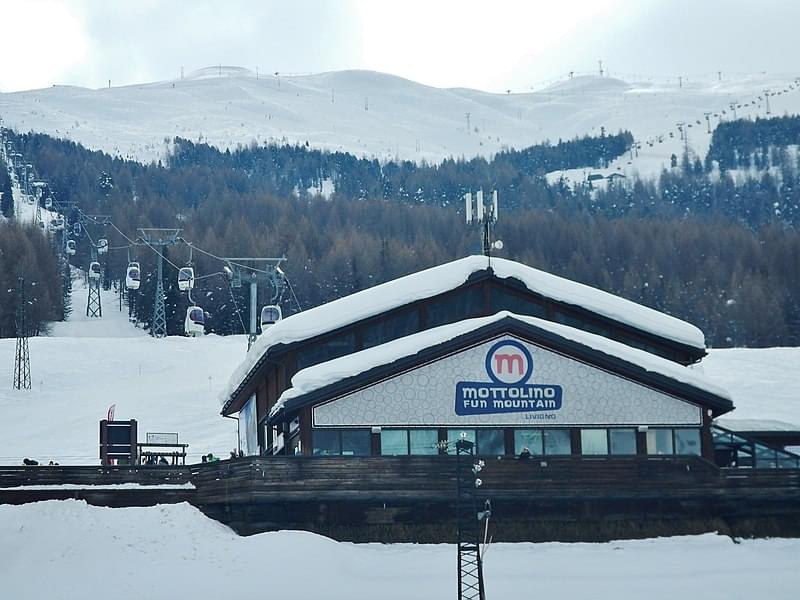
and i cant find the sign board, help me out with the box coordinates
[99,419,137,465]
[146,432,179,445]
[313,335,701,428]
[238,394,259,456]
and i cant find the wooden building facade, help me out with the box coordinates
[221,256,742,465]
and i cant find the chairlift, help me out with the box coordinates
[97,238,108,254]
[44,197,52,209]
[260,305,282,332]
[50,217,64,231]
[73,222,82,236]
[89,261,102,279]
[126,262,141,290]
[178,267,194,291]
[66,240,76,255]
[184,306,205,336]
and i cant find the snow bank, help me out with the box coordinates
[225,255,705,408]
[1,500,798,600]
[272,311,728,420]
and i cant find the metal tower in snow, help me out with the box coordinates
[138,228,181,338]
[456,439,488,600]
[86,248,102,318]
[464,190,502,259]
[13,277,32,390]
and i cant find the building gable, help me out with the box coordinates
[311,334,702,428]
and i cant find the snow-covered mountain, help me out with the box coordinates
[1,67,799,178]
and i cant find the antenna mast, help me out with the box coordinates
[464,190,502,260]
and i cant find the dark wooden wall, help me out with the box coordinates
[3,457,799,542]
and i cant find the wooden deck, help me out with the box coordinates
[2,456,799,541]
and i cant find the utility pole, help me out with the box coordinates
[13,277,32,390]
[764,90,772,115]
[704,112,712,134]
[138,228,181,338]
[223,257,286,349]
[730,102,738,120]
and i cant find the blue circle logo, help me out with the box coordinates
[485,340,533,385]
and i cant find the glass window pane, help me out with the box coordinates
[755,443,777,469]
[514,429,543,455]
[647,429,674,455]
[476,429,506,456]
[410,429,440,455]
[609,429,637,455]
[447,429,476,455]
[312,429,340,456]
[381,430,408,456]
[544,429,571,455]
[674,429,701,456]
[581,429,609,455]
[341,429,371,456]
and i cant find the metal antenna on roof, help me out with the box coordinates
[464,190,502,264]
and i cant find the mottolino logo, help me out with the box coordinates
[455,339,563,416]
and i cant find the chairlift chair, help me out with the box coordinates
[44,197,52,209]
[126,262,141,290]
[184,306,205,336]
[97,239,108,254]
[260,305,282,332]
[50,217,64,231]
[66,240,76,256]
[178,267,194,291]
[89,261,102,280]
[73,222,82,236]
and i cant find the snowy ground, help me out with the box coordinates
[0,500,796,600]
[1,67,798,179]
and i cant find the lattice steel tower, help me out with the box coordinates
[86,248,102,318]
[138,229,181,338]
[456,439,487,600]
[13,277,32,390]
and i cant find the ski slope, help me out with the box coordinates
[1,67,799,179]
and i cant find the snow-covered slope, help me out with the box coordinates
[1,500,798,600]
[1,67,799,177]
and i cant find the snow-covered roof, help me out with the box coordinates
[269,311,730,422]
[222,255,706,409]
[714,418,800,432]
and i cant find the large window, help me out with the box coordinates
[426,287,484,328]
[609,429,637,455]
[362,310,419,349]
[544,429,572,455]
[476,429,506,456]
[647,429,674,455]
[447,428,476,455]
[297,333,356,370]
[674,429,701,456]
[312,429,370,456]
[580,429,609,455]
[409,429,440,455]
[380,429,408,456]
[514,429,544,455]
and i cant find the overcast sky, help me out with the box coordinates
[1,0,798,93]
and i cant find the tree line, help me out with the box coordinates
[2,121,800,347]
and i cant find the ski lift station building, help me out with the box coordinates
[221,255,793,468]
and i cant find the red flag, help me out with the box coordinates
[107,404,116,422]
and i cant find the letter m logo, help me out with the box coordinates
[494,353,524,375]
